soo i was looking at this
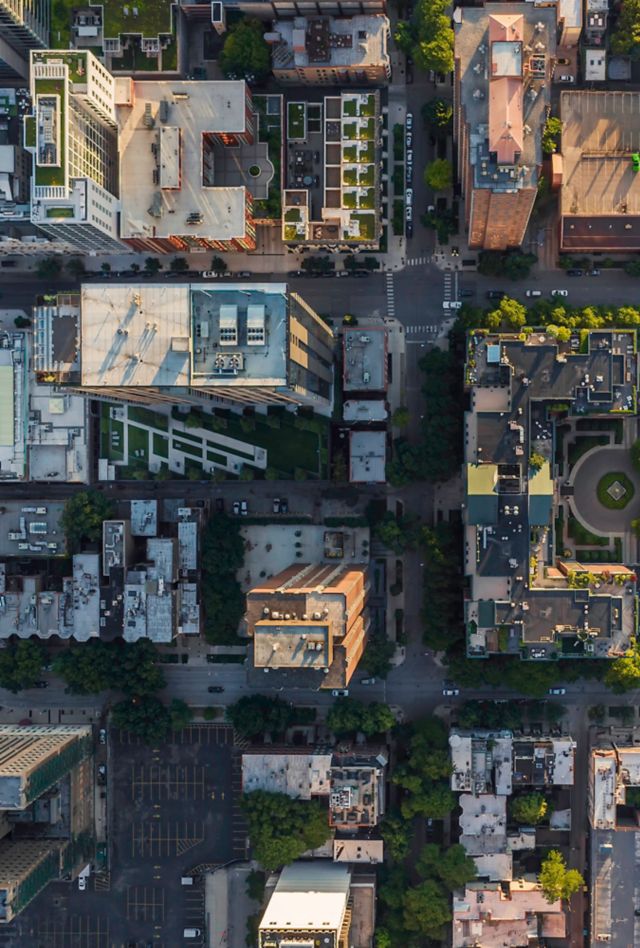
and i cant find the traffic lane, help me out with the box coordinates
[459,270,640,307]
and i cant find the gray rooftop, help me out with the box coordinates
[343,327,387,392]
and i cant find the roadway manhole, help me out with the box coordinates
[607,479,627,502]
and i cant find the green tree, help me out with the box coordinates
[130,262,140,274]
[211,255,227,273]
[625,259,640,277]
[542,116,563,155]
[529,452,546,471]
[220,19,270,82]
[36,256,62,280]
[242,790,331,869]
[379,812,411,863]
[510,792,548,825]
[246,869,266,902]
[611,0,640,55]
[373,512,420,554]
[421,207,458,244]
[170,257,189,272]
[632,439,640,474]
[605,647,640,693]
[66,257,86,277]
[14,315,31,328]
[226,694,295,738]
[144,256,161,275]
[588,703,606,723]
[60,490,115,551]
[0,640,47,692]
[422,98,453,128]
[52,640,115,694]
[401,782,456,820]
[326,698,396,737]
[538,849,584,903]
[417,843,477,890]
[168,698,193,730]
[392,406,410,428]
[374,930,392,948]
[362,631,395,679]
[403,880,451,938]
[424,158,453,192]
[201,513,245,644]
[112,695,172,744]
[489,296,527,329]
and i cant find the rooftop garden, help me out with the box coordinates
[103,0,174,39]
[284,207,302,222]
[342,93,376,118]
[287,101,306,141]
[349,212,376,241]
[46,206,75,218]
[34,51,88,84]
[23,116,36,148]
[253,95,282,220]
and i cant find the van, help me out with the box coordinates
[181,877,194,886]
[184,930,201,939]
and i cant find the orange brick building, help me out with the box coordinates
[245,563,369,690]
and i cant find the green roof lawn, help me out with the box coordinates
[103,0,174,39]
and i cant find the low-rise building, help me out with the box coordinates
[349,429,385,483]
[34,283,335,417]
[245,563,369,690]
[453,878,565,947]
[463,330,637,660]
[271,15,390,84]
[450,731,576,796]
[343,326,387,394]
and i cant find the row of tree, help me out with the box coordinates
[394,0,455,74]
[200,512,246,645]
[462,296,640,333]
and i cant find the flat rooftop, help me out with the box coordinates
[343,327,387,392]
[242,752,332,798]
[116,79,268,242]
[260,862,350,937]
[273,15,389,68]
[349,430,386,483]
[80,283,289,389]
[0,501,65,557]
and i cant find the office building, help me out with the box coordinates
[245,562,369,690]
[560,91,640,252]
[33,283,335,415]
[271,15,390,84]
[259,861,375,948]
[0,0,48,81]
[454,5,555,249]
[116,78,263,252]
[0,725,94,923]
[464,330,637,659]
[23,50,124,253]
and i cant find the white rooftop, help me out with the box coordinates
[260,862,350,933]
[274,15,390,69]
[116,79,250,242]
[242,752,332,799]
[333,838,384,863]
[130,500,157,536]
[459,793,507,855]
[349,430,386,483]
[343,399,387,422]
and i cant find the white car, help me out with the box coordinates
[99,728,106,744]
[405,188,413,204]
[331,689,349,697]
[406,112,413,131]
[442,687,460,697]
[360,677,376,685]
[551,289,568,297]
[202,270,222,278]
[557,74,575,83]
[449,301,463,310]
[549,687,567,696]
[78,876,87,891]
[525,290,542,297]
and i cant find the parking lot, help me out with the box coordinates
[12,725,243,948]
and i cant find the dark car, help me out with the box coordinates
[567,268,583,276]
[208,685,224,693]
[215,497,224,513]
[486,290,505,300]
[34,680,49,688]
[280,498,289,513]
[353,270,370,278]
[460,289,474,298]
[287,270,305,277]
[406,220,414,238]
[237,271,252,278]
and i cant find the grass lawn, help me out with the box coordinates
[173,439,202,459]
[222,413,327,477]
[567,435,608,468]
[129,405,169,430]
[567,515,608,547]
[128,425,149,461]
[103,0,173,38]
[287,102,306,140]
[153,433,169,459]
[597,471,635,510]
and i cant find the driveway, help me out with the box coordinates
[569,445,640,534]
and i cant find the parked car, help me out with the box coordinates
[525,289,542,297]
[406,149,413,166]
[78,876,87,892]
[405,132,413,148]
[557,74,575,83]
[406,220,414,238]
[442,684,460,697]
[487,290,505,300]
[99,729,107,744]
[406,164,413,186]
[280,498,289,513]
[202,270,223,278]
[237,271,252,278]
[273,498,281,514]
[215,497,225,513]
[460,289,474,298]
[405,204,413,221]
[406,111,413,130]
[405,187,413,203]
[208,686,224,693]
[567,268,583,276]
[589,269,601,276]
[34,680,49,688]
[551,289,569,297]
[232,500,240,516]
[352,270,370,278]
[240,500,248,516]
[557,57,570,65]
[331,689,349,697]
[287,270,305,277]
[548,687,567,696]
[449,301,463,310]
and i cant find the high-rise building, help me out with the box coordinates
[0,0,48,81]
[270,15,390,85]
[245,562,369,689]
[34,283,335,415]
[454,5,555,250]
[0,725,94,923]
[23,50,124,253]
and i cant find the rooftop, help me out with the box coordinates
[349,430,386,483]
[0,501,65,558]
[130,499,157,537]
[459,793,507,855]
[343,327,387,392]
[116,79,269,243]
[453,878,564,948]
[79,283,289,390]
[242,752,332,798]
[260,862,350,938]
[272,15,389,69]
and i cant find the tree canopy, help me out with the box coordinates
[242,790,331,869]
[60,491,115,551]
[611,0,640,56]
[422,98,453,128]
[220,19,271,82]
[201,512,245,644]
[226,694,296,738]
[538,849,584,903]
[111,695,191,744]
[424,158,453,192]
[0,640,47,692]
[605,646,640,693]
[403,879,452,938]
[416,843,477,891]
[53,639,165,696]
[510,792,549,825]
[326,698,396,737]
[379,812,411,863]
[392,716,456,820]
[542,116,562,155]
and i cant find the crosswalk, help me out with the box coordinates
[405,324,439,335]
[385,271,395,317]
[443,269,459,304]
[406,256,430,266]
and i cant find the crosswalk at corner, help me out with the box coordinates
[406,256,430,266]
[385,271,395,317]
[405,324,439,336]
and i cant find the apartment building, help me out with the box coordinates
[271,15,390,84]
[0,0,48,80]
[463,330,637,660]
[0,725,94,923]
[193,0,386,20]
[454,5,555,250]
[23,50,124,253]
[245,562,369,690]
[33,283,335,416]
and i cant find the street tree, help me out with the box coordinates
[326,698,396,737]
[379,812,411,863]
[112,696,173,744]
[539,849,584,903]
[144,257,161,275]
[403,880,451,938]
[170,257,189,272]
[605,647,640,693]
[0,640,47,692]
[423,158,453,192]
[242,790,331,869]
[220,19,270,82]
[226,694,295,738]
[417,843,477,890]
[66,257,86,277]
[421,98,453,128]
[36,256,62,280]
[60,490,115,551]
